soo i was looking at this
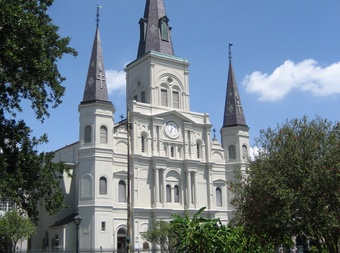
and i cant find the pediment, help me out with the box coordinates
[213,178,227,184]
[154,110,195,124]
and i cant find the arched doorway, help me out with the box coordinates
[296,235,309,253]
[117,228,127,252]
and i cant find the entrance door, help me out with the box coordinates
[117,228,127,252]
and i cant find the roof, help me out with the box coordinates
[222,60,247,127]
[82,27,109,102]
[137,0,174,58]
[50,212,78,227]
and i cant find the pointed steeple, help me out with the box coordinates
[82,13,109,103]
[223,44,247,127]
[137,0,174,58]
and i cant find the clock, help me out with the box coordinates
[165,121,178,137]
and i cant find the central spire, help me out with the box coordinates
[137,0,174,58]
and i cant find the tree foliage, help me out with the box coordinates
[0,210,36,253]
[143,207,274,253]
[141,220,176,253]
[0,0,77,223]
[231,116,340,253]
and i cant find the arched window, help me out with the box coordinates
[161,88,168,106]
[160,16,170,41]
[228,145,236,160]
[99,177,107,195]
[216,187,222,207]
[173,90,179,109]
[85,125,91,144]
[174,185,179,203]
[242,145,248,159]
[118,180,126,203]
[100,126,108,144]
[141,135,145,153]
[170,146,175,157]
[141,91,146,103]
[166,185,171,202]
[81,175,92,199]
[196,142,201,158]
[139,18,147,43]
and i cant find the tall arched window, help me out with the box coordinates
[161,88,168,106]
[99,177,107,195]
[118,180,126,203]
[85,125,91,144]
[100,126,108,144]
[166,185,171,202]
[170,146,175,157]
[174,185,179,203]
[141,135,145,153]
[81,175,92,199]
[196,142,201,158]
[242,145,248,159]
[173,90,179,109]
[160,16,170,41]
[216,187,222,207]
[228,145,236,160]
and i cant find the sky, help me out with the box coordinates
[21,0,340,153]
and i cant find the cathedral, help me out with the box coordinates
[30,0,249,251]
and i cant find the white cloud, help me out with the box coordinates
[106,69,126,94]
[249,146,260,161]
[242,59,340,101]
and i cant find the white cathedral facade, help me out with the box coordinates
[30,0,250,252]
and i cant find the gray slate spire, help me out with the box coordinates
[82,27,109,102]
[137,0,174,58]
[223,52,247,127]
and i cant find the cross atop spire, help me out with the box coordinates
[228,43,233,62]
[137,0,174,58]
[96,4,102,28]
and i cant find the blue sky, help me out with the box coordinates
[22,0,340,153]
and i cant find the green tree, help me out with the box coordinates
[225,225,275,253]
[170,207,228,253]
[231,116,340,253]
[0,210,36,253]
[141,221,177,253]
[0,0,77,223]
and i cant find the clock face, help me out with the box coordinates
[165,121,178,137]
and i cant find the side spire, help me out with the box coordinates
[137,0,174,58]
[82,5,108,103]
[223,44,247,127]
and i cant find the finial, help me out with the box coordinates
[228,43,233,62]
[213,128,217,140]
[120,114,124,121]
[96,4,103,28]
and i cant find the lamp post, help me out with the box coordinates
[74,213,82,253]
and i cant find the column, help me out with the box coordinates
[154,168,159,206]
[186,171,192,207]
[161,169,166,205]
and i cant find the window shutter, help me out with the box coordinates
[100,126,107,144]
[141,91,146,103]
[229,145,236,160]
[118,181,126,202]
[161,89,167,106]
[173,91,179,108]
[85,126,91,143]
